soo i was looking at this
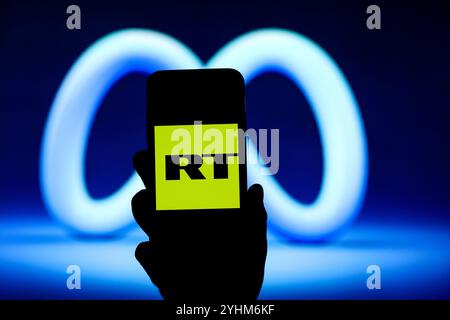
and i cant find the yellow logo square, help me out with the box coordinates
[154,123,240,210]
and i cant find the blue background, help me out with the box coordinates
[0,0,449,299]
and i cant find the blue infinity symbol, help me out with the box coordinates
[40,28,368,241]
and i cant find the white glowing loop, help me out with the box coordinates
[40,28,368,240]
[40,30,202,234]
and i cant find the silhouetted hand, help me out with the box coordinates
[132,150,267,301]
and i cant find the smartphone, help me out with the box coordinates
[146,69,247,214]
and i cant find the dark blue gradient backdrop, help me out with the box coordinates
[0,0,449,299]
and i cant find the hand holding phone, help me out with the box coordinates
[132,150,267,301]
[132,69,267,301]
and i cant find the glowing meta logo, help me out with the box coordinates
[40,28,368,241]
[155,123,240,210]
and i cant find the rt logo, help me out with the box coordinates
[154,123,241,210]
[165,154,238,180]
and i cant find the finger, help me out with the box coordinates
[248,183,264,205]
[135,241,163,288]
[135,241,152,265]
[131,189,156,236]
[243,183,267,240]
[245,184,267,221]
[133,150,151,188]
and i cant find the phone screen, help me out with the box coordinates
[147,69,246,213]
